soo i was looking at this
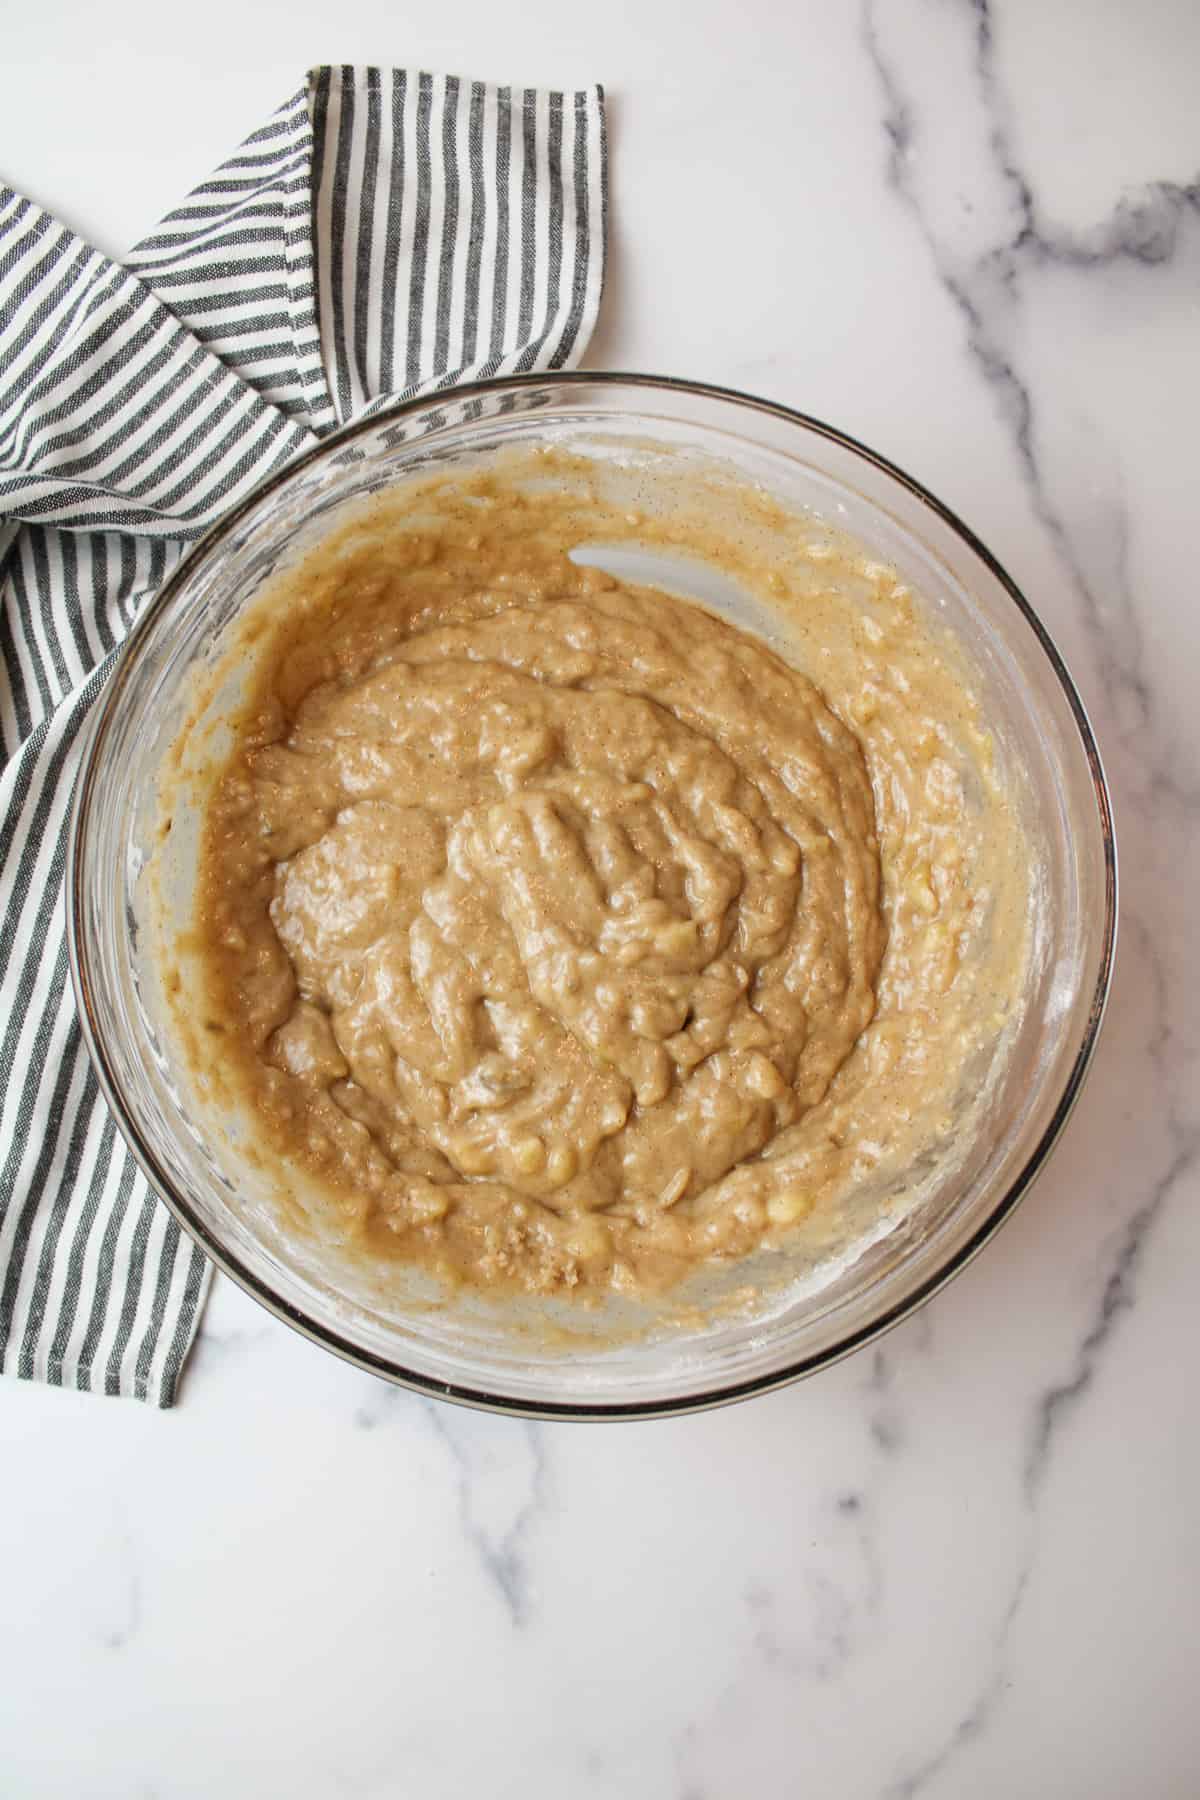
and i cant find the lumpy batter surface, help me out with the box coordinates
[185,456,1027,1296]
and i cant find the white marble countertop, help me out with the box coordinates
[4,2,1199,1794]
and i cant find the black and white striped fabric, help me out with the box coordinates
[0,66,607,1405]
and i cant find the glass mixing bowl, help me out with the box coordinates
[66,374,1116,1418]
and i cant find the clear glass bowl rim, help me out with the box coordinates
[66,371,1119,1420]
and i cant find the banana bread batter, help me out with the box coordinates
[186,455,1027,1297]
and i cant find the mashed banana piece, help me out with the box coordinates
[191,458,1027,1296]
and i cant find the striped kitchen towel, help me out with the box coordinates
[0,67,607,1405]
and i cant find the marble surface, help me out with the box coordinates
[4,2,1199,1794]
